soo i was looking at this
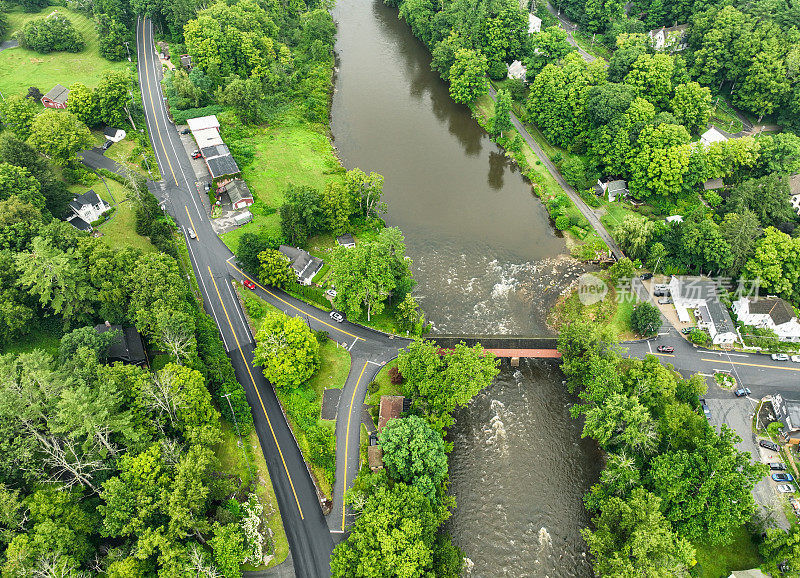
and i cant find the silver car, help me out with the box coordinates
[777,484,796,493]
[772,353,789,361]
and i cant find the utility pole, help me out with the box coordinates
[123,41,131,62]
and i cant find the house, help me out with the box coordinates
[278,245,324,286]
[378,395,405,431]
[702,177,724,191]
[180,54,193,70]
[41,84,69,109]
[728,570,770,578]
[336,233,356,248]
[528,13,542,34]
[94,322,147,366]
[187,115,220,133]
[788,174,800,217]
[221,179,253,210]
[648,24,689,51]
[507,60,527,82]
[668,276,738,345]
[665,215,683,224]
[157,41,170,60]
[103,126,126,142]
[65,190,110,231]
[206,155,241,180]
[733,296,800,342]
[595,178,628,201]
[193,128,224,148]
[700,127,728,147]
[367,445,384,472]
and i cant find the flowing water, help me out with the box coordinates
[329,0,600,573]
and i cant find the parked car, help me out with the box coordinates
[640,273,653,280]
[329,311,344,323]
[777,484,796,493]
[657,345,674,353]
[681,327,694,334]
[658,298,672,305]
[180,128,190,135]
[191,150,202,159]
[733,387,752,398]
[772,353,790,361]
[773,473,795,482]
[325,288,337,298]
[700,399,711,420]
[791,355,800,363]
[760,440,780,452]
[769,462,787,471]
[187,228,196,239]
[242,279,256,290]
[101,139,113,151]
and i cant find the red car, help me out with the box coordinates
[657,345,674,353]
[242,279,256,290]
[191,150,202,159]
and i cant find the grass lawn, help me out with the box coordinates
[220,213,281,253]
[0,7,131,98]
[92,178,157,254]
[365,360,401,423]
[308,339,351,394]
[599,200,641,233]
[709,97,745,134]
[693,525,762,578]
[214,420,289,570]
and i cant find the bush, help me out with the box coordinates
[630,302,661,336]
[367,381,379,394]
[487,59,508,80]
[388,366,403,385]
[688,328,709,345]
[306,425,335,484]
[555,215,570,230]
[560,156,587,189]
[16,14,85,53]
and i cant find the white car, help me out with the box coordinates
[187,228,196,239]
[791,355,800,363]
[772,353,790,361]
[329,311,344,323]
[325,288,337,298]
[777,484,796,493]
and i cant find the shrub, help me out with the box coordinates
[630,302,661,336]
[16,14,85,53]
[560,156,587,189]
[555,215,570,230]
[367,381,379,394]
[306,425,336,484]
[388,366,403,385]
[688,328,710,345]
[487,59,508,80]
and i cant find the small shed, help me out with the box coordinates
[528,14,542,34]
[103,126,126,142]
[180,54,193,70]
[41,84,69,109]
[336,233,355,248]
[507,60,527,82]
[233,210,253,226]
[701,127,728,147]
[702,177,724,191]
[94,322,147,366]
[367,445,384,472]
[378,395,405,431]
[225,180,254,210]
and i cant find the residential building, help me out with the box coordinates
[187,115,241,180]
[702,177,724,191]
[788,174,800,217]
[700,127,727,147]
[733,296,800,342]
[528,13,542,34]
[336,233,356,248]
[378,395,405,431]
[41,84,69,109]
[103,126,126,142]
[507,60,526,82]
[65,190,110,232]
[668,276,738,345]
[220,179,253,210]
[180,54,193,70]
[665,215,683,224]
[94,322,147,365]
[595,178,628,201]
[648,24,689,51]
[278,245,324,286]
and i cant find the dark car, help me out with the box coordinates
[101,139,113,151]
[191,150,202,159]
[242,279,256,290]
[641,273,653,280]
[734,387,752,397]
[760,440,780,452]
[773,473,795,482]
[681,327,694,334]
[700,398,711,420]
[657,345,674,353]
[180,128,190,135]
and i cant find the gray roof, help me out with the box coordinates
[703,177,724,190]
[200,144,231,159]
[748,298,796,326]
[43,84,69,104]
[94,324,146,365]
[705,291,735,335]
[206,155,240,179]
[65,214,92,232]
[607,180,627,193]
[278,245,323,283]
[225,180,252,205]
[68,190,103,212]
[336,233,355,246]
[789,174,800,196]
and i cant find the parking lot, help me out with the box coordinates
[706,396,791,530]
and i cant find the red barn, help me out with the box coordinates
[41,84,69,109]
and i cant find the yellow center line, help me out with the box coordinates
[184,205,196,233]
[700,358,800,372]
[140,19,179,187]
[208,267,304,519]
[342,360,369,530]
[227,261,359,340]
[651,352,675,357]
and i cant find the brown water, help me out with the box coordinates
[329,0,586,335]
[329,1,599,574]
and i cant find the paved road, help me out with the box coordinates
[487,85,624,260]
[544,2,598,63]
[136,18,337,576]
[0,40,18,53]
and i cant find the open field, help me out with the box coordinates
[0,7,130,98]
[693,525,762,578]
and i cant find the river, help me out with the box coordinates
[329,0,599,574]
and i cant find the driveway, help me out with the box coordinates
[706,397,789,529]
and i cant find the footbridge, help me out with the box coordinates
[430,335,561,358]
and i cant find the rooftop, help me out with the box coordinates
[43,84,69,104]
[789,174,800,196]
[66,214,92,232]
[336,233,355,246]
[69,190,103,212]
[94,324,147,365]
[192,127,224,148]
[701,127,728,145]
[206,155,240,179]
[187,115,220,132]
[703,177,724,190]
[225,179,252,205]
[747,297,796,326]
[378,395,404,431]
[200,144,231,159]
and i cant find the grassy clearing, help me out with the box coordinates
[92,179,157,254]
[709,97,745,134]
[571,31,612,61]
[220,213,280,253]
[365,360,401,423]
[100,132,161,181]
[215,420,289,570]
[693,525,762,578]
[549,273,637,340]
[0,7,131,98]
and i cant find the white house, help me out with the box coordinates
[648,24,689,51]
[700,127,728,147]
[668,276,738,345]
[65,190,110,232]
[278,245,323,286]
[665,215,683,224]
[507,60,527,82]
[595,178,628,202]
[788,174,800,217]
[103,126,126,142]
[733,297,800,343]
[528,14,542,34]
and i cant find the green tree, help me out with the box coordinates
[96,70,132,127]
[608,257,636,285]
[631,302,661,336]
[582,487,695,577]
[67,82,99,127]
[236,231,281,276]
[396,293,422,333]
[760,525,800,577]
[679,219,733,274]
[26,110,93,166]
[670,81,712,135]
[211,523,246,578]
[726,174,793,229]
[583,393,659,455]
[16,14,85,53]
[431,33,466,80]
[58,325,119,365]
[322,182,355,236]
[647,426,767,544]
[0,95,39,140]
[624,53,674,108]
[344,168,386,220]
[614,215,655,261]
[380,415,448,501]
[449,48,488,104]
[743,227,800,300]
[253,310,319,390]
[0,162,45,211]
[257,248,295,289]
[523,26,574,76]
[720,210,762,275]
[760,133,800,175]
[491,88,513,136]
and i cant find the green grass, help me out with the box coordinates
[215,420,289,570]
[308,339,351,394]
[100,132,161,181]
[0,7,131,98]
[693,525,762,578]
[220,213,280,253]
[365,360,401,422]
[572,30,612,61]
[92,178,157,254]
[599,200,641,233]
[709,97,745,134]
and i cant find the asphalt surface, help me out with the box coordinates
[135,18,340,576]
[544,2,598,63]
